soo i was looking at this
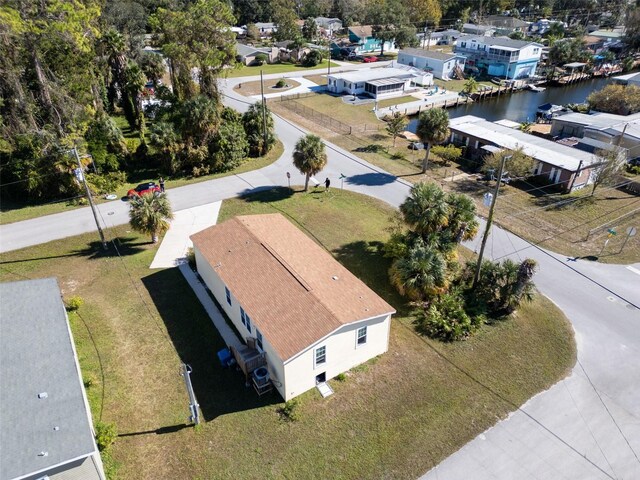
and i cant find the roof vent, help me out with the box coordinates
[38,451,48,457]
[38,392,48,399]
[332,275,339,281]
[53,426,60,431]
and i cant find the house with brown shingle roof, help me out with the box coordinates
[190,214,395,400]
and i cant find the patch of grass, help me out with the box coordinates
[225,60,339,78]
[303,74,328,86]
[0,141,284,225]
[290,93,416,127]
[0,189,575,479]
[234,78,301,96]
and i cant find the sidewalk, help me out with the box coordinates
[150,202,221,269]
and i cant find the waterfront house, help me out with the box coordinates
[190,214,395,401]
[449,115,598,191]
[454,35,543,79]
[327,66,432,98]
[397,48,466,80]
[551,111,640,156]
[348,25,397,54]
[1,278,106,480]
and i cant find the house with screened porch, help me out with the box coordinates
[190,213,395,400]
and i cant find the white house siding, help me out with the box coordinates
[397,52,464,80]
[282,314,391,400]
[194,246,289,394]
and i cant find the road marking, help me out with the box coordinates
[627,266,640,276]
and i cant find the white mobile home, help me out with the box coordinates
[191,214,395,401]
[397,48,466,80]
[327,67,431,99]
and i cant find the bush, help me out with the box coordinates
[86,171,127,195]
[431,144,462,166]
[303,49,323,67]
[95,422,117,451]
[355,144,385,153]
[254,53,268,65]
[391,152,408,161]
[186,247,196,269]
[65,296,84,312]
[415,292,483,341]
[279,398,301,422]
[275,79,287,88]
[335,373,347,382]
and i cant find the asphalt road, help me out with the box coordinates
[1,68,639,479]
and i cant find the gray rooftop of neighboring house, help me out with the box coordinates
[0,278,98,480]
[457,35,542,49]
[236,43,269,57]
[462,23,495,33]
[553,111,640,140]
[450,115,596,171]
[399,48,462,61]
[485,15,529,29]
[315,17,342,26]
[255,22,276,29]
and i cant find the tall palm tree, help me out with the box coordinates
[416,108,450,173]
[400,182,449,238]
[444,192,479,246]
[129,193,173,243]
[389,239,448,301]
[509,258,537,312]
[293,134,327,191]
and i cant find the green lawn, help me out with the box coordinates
[291,93,416,126]
[226,60,339,78]
[0,188,575,479]
[0,141,284,225]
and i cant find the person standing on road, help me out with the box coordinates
[159,177,165,192]
[325,177,330,190]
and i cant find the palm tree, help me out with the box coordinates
[129,193,173,243]
[400,182,449,238]
[293,134,327,191]
[416,108,450,173]
[444,192,479,245]
[389,239,448,301]
[463,77,478,94]
[509,259,537,312]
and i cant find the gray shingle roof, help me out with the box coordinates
[236,43,268,57]
[0,278,98,480]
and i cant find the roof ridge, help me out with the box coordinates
[259,241,312,292]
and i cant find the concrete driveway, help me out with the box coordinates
[1,69,639,480]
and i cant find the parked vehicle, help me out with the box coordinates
[362,56,378,63]
[127,182,161,198]
[409,142,425,150]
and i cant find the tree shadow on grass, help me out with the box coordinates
[346,172,396,186]
[0,237,146,264]
[238,186,296,202]
[141,268,279,422]
[332,240,412,318]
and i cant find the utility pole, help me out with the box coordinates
[260,70,268,155]
[472,154,509,289]
[72,147,107,250]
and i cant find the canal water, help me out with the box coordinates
[407,76,612,130]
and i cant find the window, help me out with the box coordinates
[315,346,326,367]
[256,329,263,351]
[240,307,251,333]
[225,286,232,306]
[356,326,367,346]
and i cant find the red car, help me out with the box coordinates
[127,182,161,198]
[362,56,378,63]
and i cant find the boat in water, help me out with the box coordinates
[527,84,546,92]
